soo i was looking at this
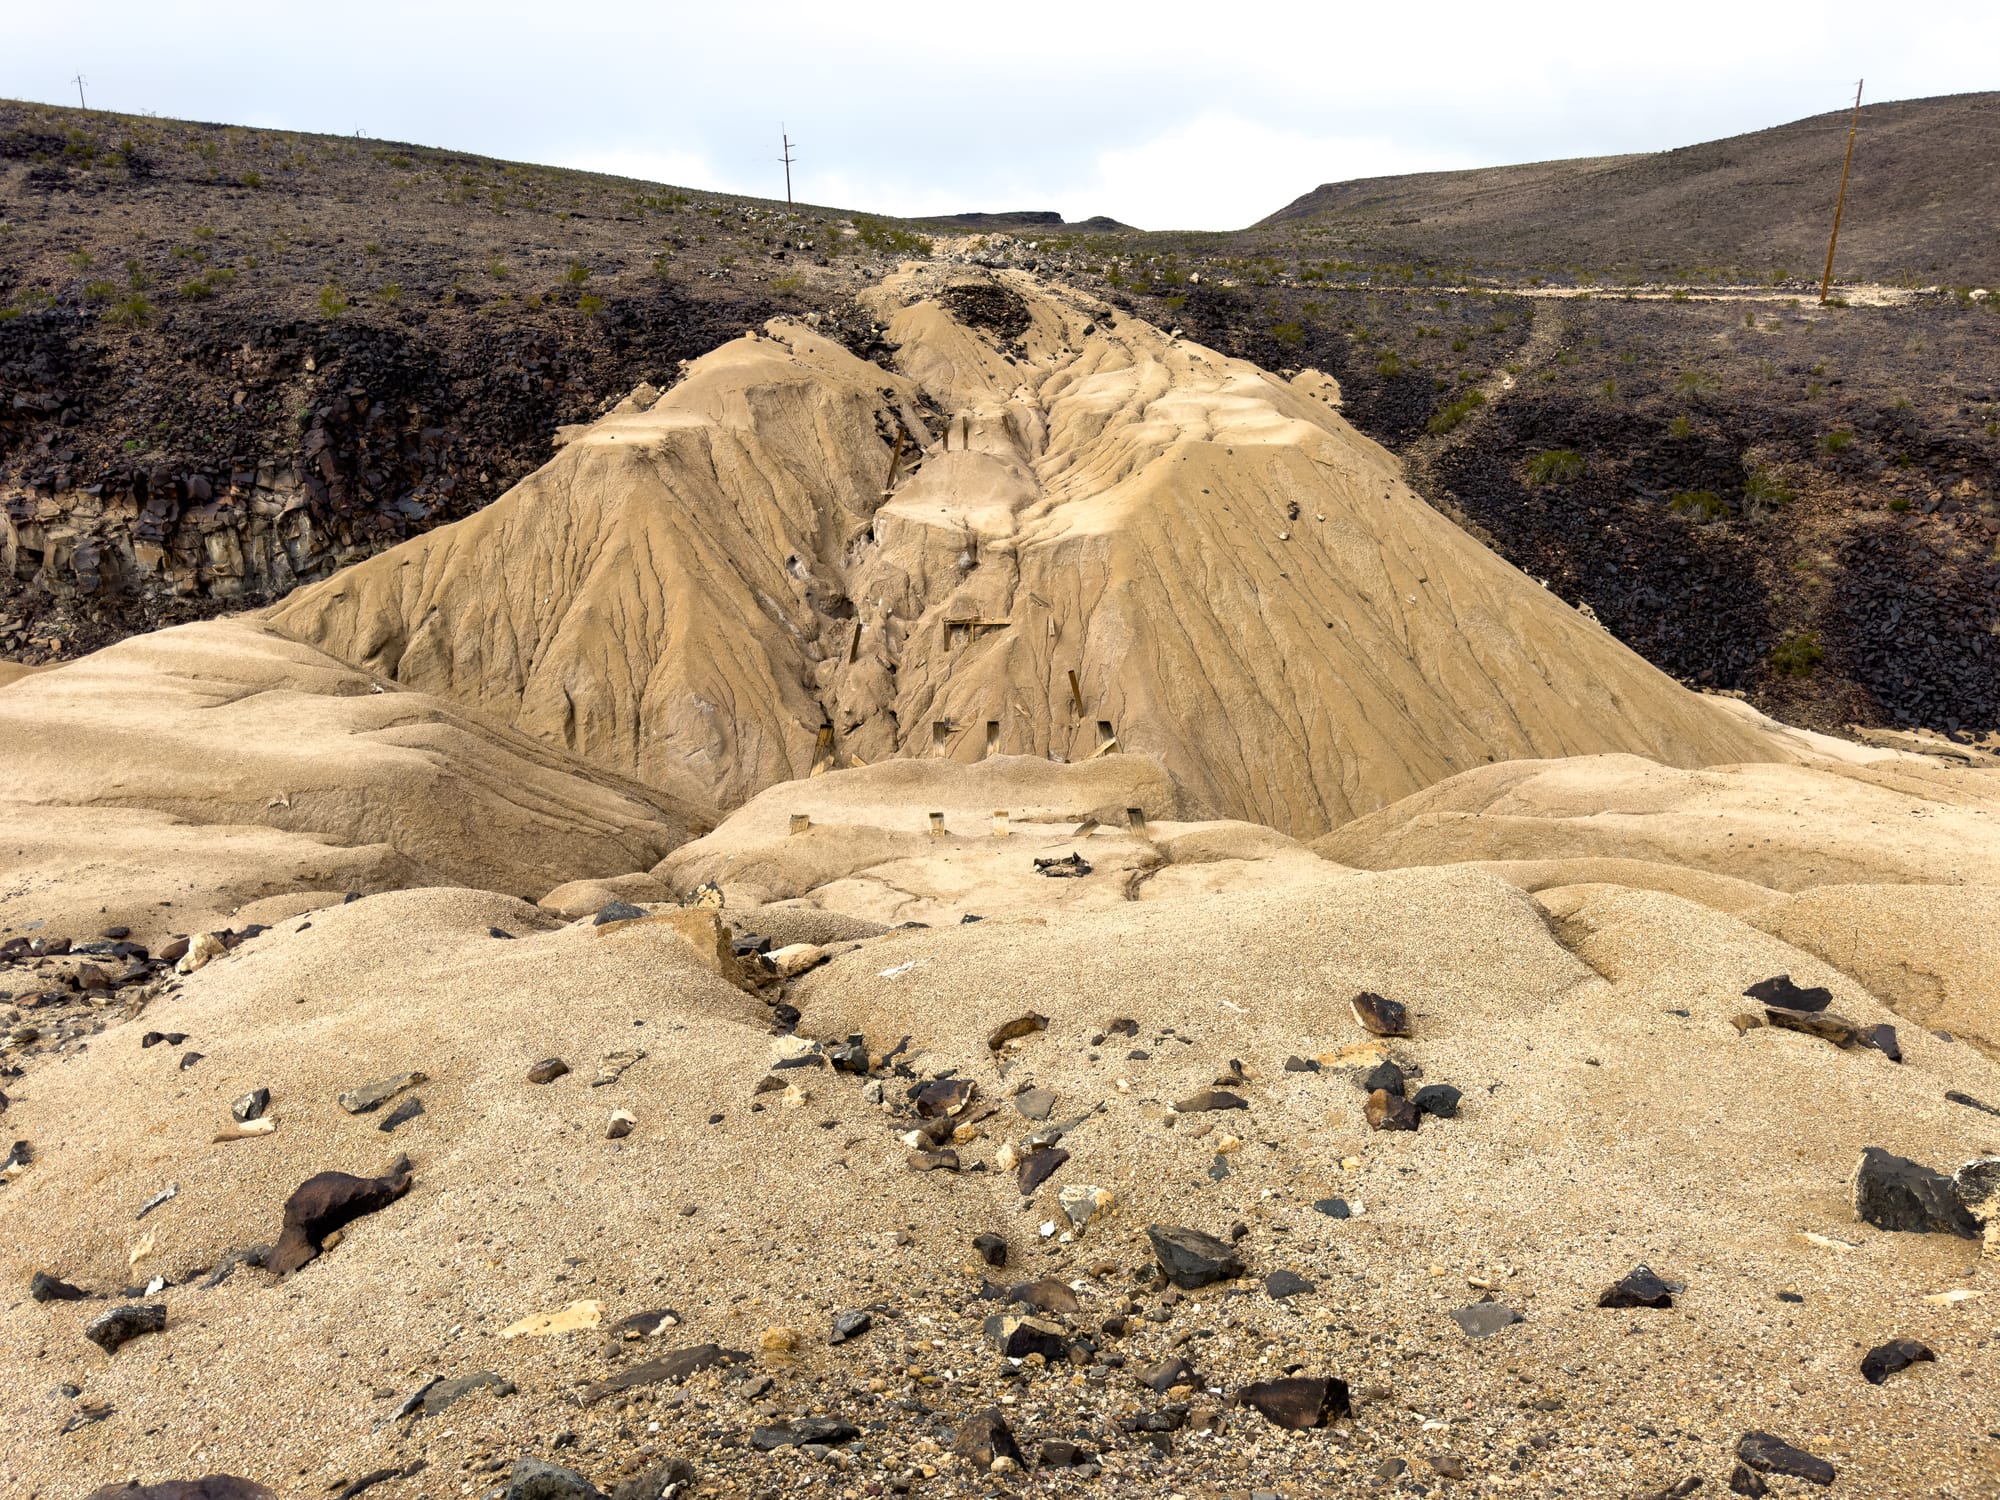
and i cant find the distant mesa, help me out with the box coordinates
[923,210,1134,233]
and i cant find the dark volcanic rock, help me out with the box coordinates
[1365,1087,1420,1131]
[829,1309,873,1345]
[1017,1146,1069,1195]
[1413,1083,1462,1118]
[230,1088,270,1123]
[81,1480,276,1500]
[1852,1146,1980,1236]
[751,1416,859,1449]
[1349,991,1411,1037]
[973,1232,1008,1268]
[1736,1431,1835,1485]
[984,1312,1068,1361]
[1265,1269,1316,1299]
[1138,1355,1203,1393]
[1359,1060,1406,1095]
[420,1370,515,1417]
[1743,975,1833,1012]
[1598,1265,1675,1309]
[31,1269,89,1301]
[1234,1375,1351,1429]
[592,901,647,926]
[952,1407,1024,1471]
[1860,1337,1936,1385]
[505,1457,607,1499]
[1038,1439,1091,1467]
[1147,1224,1246,1289]
[527,1058,570,1084]
[1764,1006,1864,1047]
[268,1157,414,1275]
[84,1302,166,1353]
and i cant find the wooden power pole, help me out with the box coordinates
[72,73,87,110]
[778,126,798,208]
[1819,80,1863,305]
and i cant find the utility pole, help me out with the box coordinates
[778,125,798,208]
[1819,79,1863,305]
[72,73,87,110]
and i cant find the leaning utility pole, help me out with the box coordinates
[72,73,87,110]
[1819,79,1863,305]
[778,126,798,207]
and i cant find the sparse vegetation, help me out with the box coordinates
[1669,490,1725,520]
[1769,630,1824,678]
[317,283,348,318]
[1525,449,1585,486]
[1427,389,1487,434]
[1741,466,1793,518]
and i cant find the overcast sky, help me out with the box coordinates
[9,3,1996,230]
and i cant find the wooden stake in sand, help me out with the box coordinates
[810,724,835,777]
[790,814,810,835]
[1067,671,1084,715]
[882,428,906,499]
[929,811,946,839]
[1819,80,1864,306]
[992,810,1009,836]
[1126,806,1146,833]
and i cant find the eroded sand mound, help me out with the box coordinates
[0,617,708,935]
[3,866,1997,1497]
[1316,752,2000,891]
[650,754,1339,925]
[269,268,1780,836]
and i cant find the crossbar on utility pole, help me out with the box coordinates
[778,126,798,208]
[1819,80,1863,305]
[72,74,87,110]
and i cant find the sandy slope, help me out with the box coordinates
[0,618,707,934]
[269,269,1780,837]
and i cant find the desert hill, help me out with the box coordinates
[1260,91,2000,283]
[266,269,1779,834]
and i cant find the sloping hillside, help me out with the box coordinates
[1261,92,2000,282]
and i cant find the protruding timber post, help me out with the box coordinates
[1819,80,1863,305]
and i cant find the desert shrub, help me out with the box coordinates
[377,282,402,305]
[317,283,348,318]
[83,279,116,302]
[1669,490,1725,520]
[1525,449,1585,486]
[577,292,605,317]
[1673,369,1714,397]
[1427,389,1487,434]
[1820,428,1853,453]
[1769,631,1824,677]
[564,261,592,286]
[1741,466,1793,518]
[107,291,152,326]
[1271,321,1304,347]
[856,218,932,257]
[1668,414,1694,439]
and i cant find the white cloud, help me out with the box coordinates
[1077,115,1472,232]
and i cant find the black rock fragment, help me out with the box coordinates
[84,1302,166,1354]
[1413,1083,1462,1118]
[1852,1146,1980,1237]
[1359,1061,1406,1095]
[592,901,647,926]
[505,1456,607,1499]
[1736,1430,1835,1485]
[31,1269,89,1302]
[1744,975,1832,1012]
[1234,1375,1351,1429]
[269,1157,414,1275]
[1265,1269,1316,1299]
[830,1309,872,1345]
[1147,1224,1245,1289]
[1018,1146,1068,1195]
[952,1407,1024,1470]
[1350,991,1411,1037]
[377,1095,425,1132]
[973,1232,1008,1267]
[1598,1265,1675,1309]
[1860,1337,1935,1385]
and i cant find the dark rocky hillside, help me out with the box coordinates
[1260,91,2000,285]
